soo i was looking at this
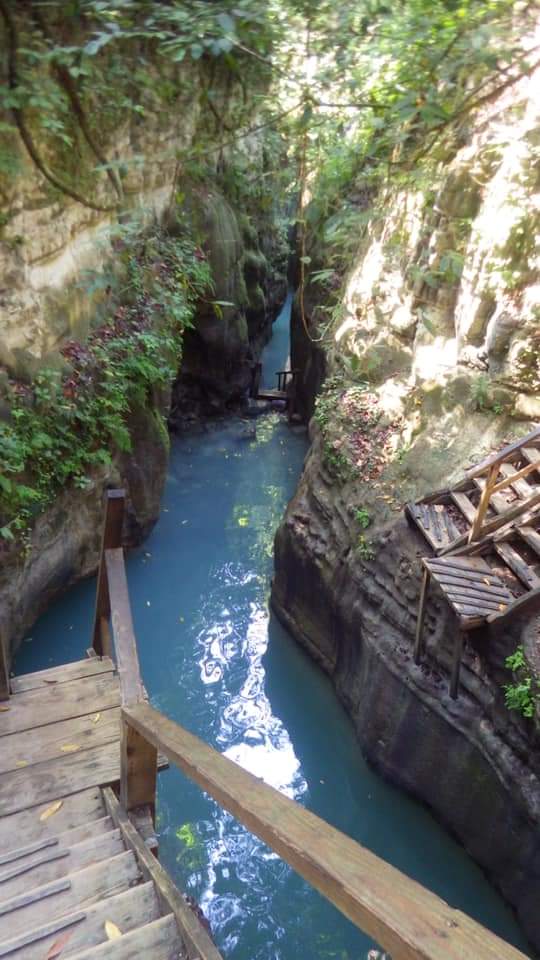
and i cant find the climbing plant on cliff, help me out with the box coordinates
[0,0,285,214]
[0,222,211,543]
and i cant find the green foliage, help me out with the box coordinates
[355,507,371,529]
[0,222,211,542]
[356,534,374,560]
[504,646,539,719]
[470,374,490,412]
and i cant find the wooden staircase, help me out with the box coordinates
[0,490,533,960]
[0,786,186,959]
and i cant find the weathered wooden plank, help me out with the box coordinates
[0,674,121,738]
[473,475,513,514]
[450,491,477,524]
[0,818,113,867]
[0,908,87,957]
[444,592,506,613]
[0,877,71,922]
[0,787,105,855]
[10,658,115,694]
[428,572,511,600]
[0,851,139,943]
[122,702,530,960]
[4,882,160,960]
[105,549,144,707]
[0,830,124,903]
[494,543,540,589]
[441,489,540,553]
[487,586,540,625]
[518,525,540,557]
[0,708,120,774]
[522,445,540,466]
[498,462,538,498]
[104,788,222,960]
[414,569,429,664]
[469,463,499,542]
[465,427,540,478]
[92,490,125,658]
[426,556,491,576]
[0,743,122,816]
[120,715,157,815]
[67,915,183,960]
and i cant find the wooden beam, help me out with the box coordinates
[92,490,125,656]
[105,548,144,707]
[468,463,498,542]
[440,489,540,555]
[103,787,224,960]
[491,460,540,495]
[120,713,157,817]
[122,701,529,960]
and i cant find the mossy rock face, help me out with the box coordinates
[243,247,268,281]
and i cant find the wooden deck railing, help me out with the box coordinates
[93,490,531,960]
[465,425,540,543]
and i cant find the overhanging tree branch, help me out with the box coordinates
[0,0,118,214]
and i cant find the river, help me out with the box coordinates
[14,295,530,959]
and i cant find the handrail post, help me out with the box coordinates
[91,489,125,657]
[121,712,158,821]
[0,635,9,701]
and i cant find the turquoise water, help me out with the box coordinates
[15,298,531,959]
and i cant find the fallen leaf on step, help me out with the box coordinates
[92,713,101,724]
[0,705,10,711]
[46,929,74,959]
[43,679,58,684]
[61,744,80,753]
[105,921,122,941]
[483,578,491,586]
[15,760,28,767]
[39,799,63,821]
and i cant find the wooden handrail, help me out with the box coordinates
[121,700,529,960]
[91,489,125,657]
[105,548,144,707]
[465,426,540,479]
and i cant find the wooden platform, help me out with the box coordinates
[0,657,122,816]
[409,426,540,698]
[256,388,287,402]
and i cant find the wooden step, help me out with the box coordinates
[0,707,120,775]
[0,851,140,943]
[10,658,115,694]
[522,445,540,466]
[67,914,185,960]
[0,829,124,903]
[473,476,513,514]
[494,542,540,589]
[0,881,159,960]
[0,817,115,869]
[0,742,124,817]
[518,525,540,557]
[0,674,121,738]
[0,787,106,856]
[498,462,537,500]
[450,492,477,524]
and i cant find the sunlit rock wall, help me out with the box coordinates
[302,39,539,426]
